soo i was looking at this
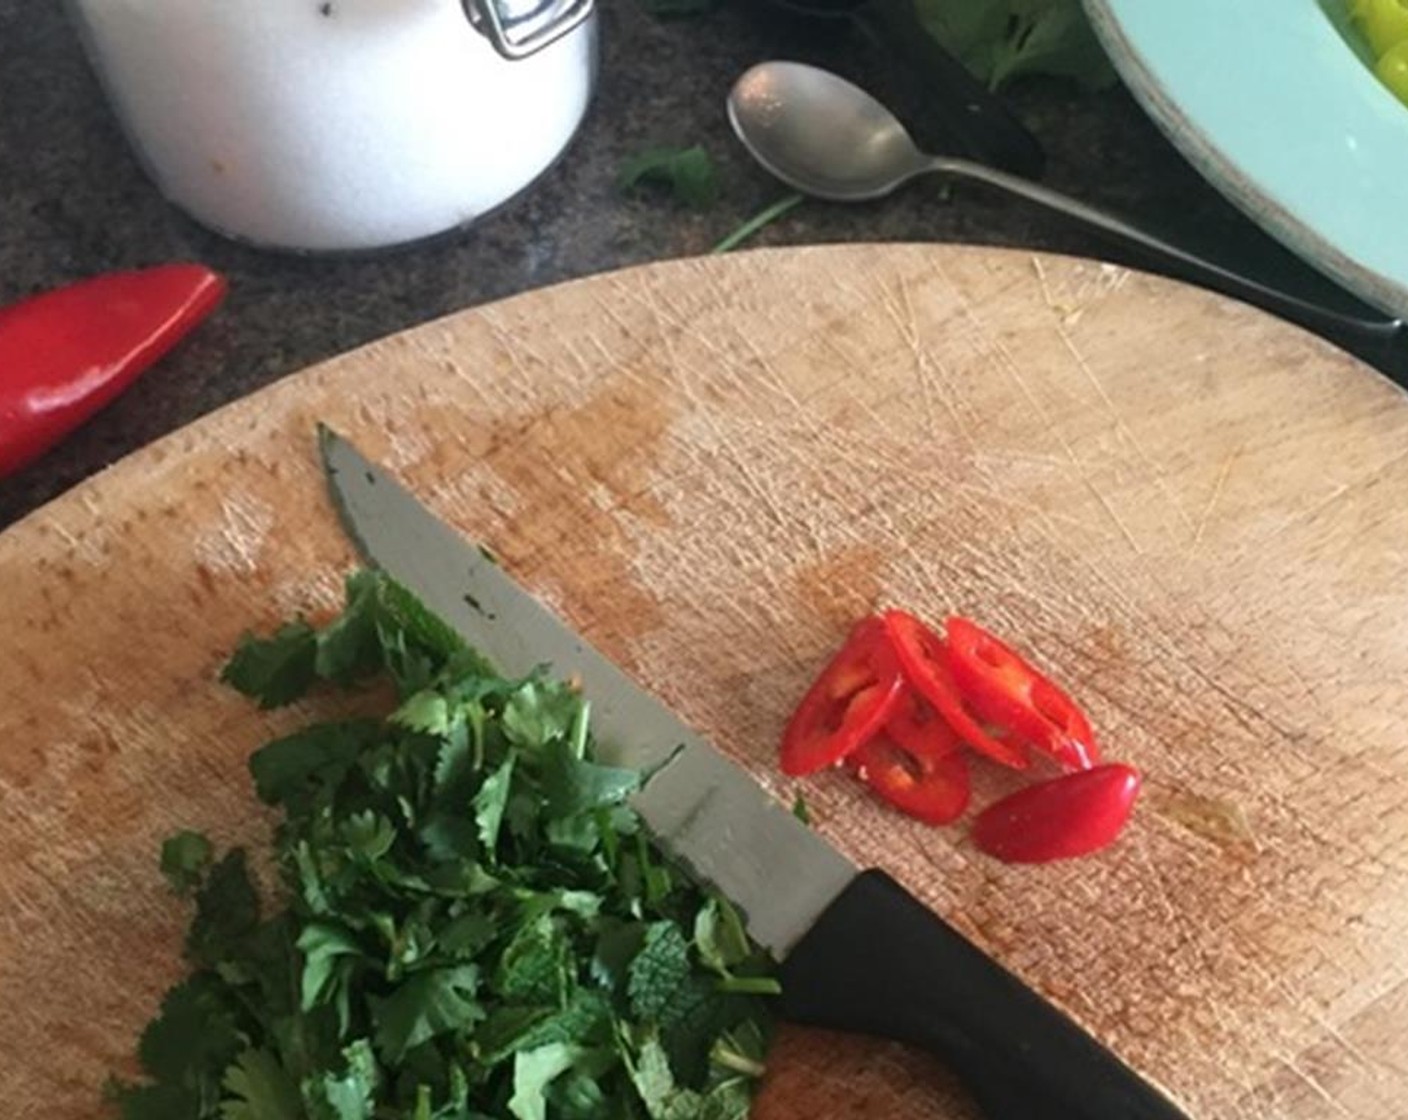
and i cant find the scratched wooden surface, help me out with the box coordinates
[4,244,1408,1120]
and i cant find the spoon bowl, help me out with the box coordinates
[726,61,1405,370]
[728,62,929,201]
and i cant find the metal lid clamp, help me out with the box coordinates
[463,0,595,60]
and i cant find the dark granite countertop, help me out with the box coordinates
[0,1,1394,530]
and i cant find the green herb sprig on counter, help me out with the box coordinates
[109,570,777,1120]
[914,0,1117,91]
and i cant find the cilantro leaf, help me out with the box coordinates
[297,921,366,1011]
[541,741,640,818]
[473,754,516,854]
[314,570,386,684]
[220,1048,303,1120]
[502,679,582,751]
[304,1039,380,1120]
[160,830,214,895]
[372,965,484,1062]
[221,621,318,708]
[618,146,719,209]
[249,720,379,810]
[187,849,260,968]
[136,974,242,1093]
[108,1079,203,1120]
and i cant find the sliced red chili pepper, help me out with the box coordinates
[780,617,906,776]
[945,616,1099,771]
[852,732,970,825]
[971,763,1142,863]
[885,689,961,761]
[0,264,227,478]
[880,609,1029,771]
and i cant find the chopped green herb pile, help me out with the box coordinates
[110,570,777,1120]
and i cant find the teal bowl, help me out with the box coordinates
[1085,0,1408,318]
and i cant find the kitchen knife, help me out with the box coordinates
[320,426,1191,1120]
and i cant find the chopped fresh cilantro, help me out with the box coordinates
[114,569,776,1119]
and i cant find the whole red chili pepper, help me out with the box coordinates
[971,763,1142,863]
[0,264,227,478]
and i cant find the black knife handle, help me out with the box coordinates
[778,869,1191,1120]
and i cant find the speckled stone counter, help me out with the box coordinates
[0,0,1389,528]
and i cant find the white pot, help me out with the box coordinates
[67,0,598,253]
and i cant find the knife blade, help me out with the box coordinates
[320,426,1191,1120]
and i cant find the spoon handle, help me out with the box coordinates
[928,157,1407,368]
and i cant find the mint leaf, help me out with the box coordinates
[628,923,691,1021]
[495,916,571,1006]
[160,830,214,895]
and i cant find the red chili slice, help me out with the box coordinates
[780,617,906,776]
[885,689,961,761]
[880,610,1029,771]
[971,763,1142,863]
[852,732,970,825]
[945,616,1099,771]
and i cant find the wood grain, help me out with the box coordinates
[4,244,1408,1119]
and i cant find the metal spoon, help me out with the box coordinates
[727,61,1407,369]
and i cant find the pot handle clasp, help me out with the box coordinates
[463,0,595,60]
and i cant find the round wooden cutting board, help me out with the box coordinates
[4,244,1408,1120]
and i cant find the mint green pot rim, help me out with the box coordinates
[1084,0,1408,320]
